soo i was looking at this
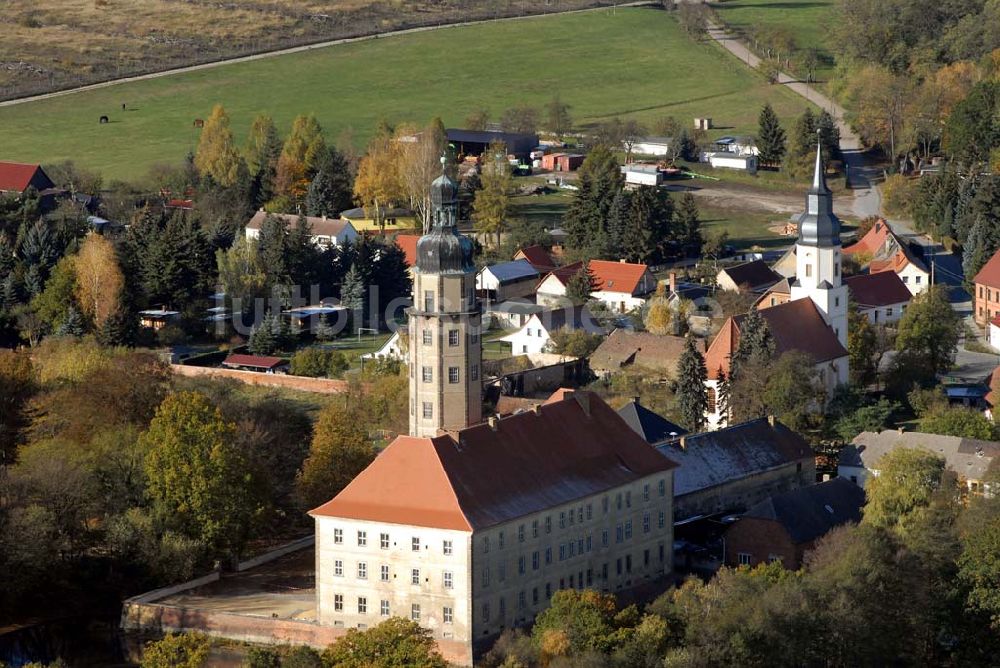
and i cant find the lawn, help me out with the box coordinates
[698,202,792,251]
[710,0,837,85]
[0,7,813,182]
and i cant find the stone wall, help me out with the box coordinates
[171,364,350,394]
[674,459,816,520]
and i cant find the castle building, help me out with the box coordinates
[311,160,677,666]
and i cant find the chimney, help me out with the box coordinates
[669,271,677,295]
[488,416,500,431]
[767,415,776,427]
[633,395,641,406]
[532,403,542,416]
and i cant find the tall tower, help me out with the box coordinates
[408,158,483,437]
[790,137,849,348]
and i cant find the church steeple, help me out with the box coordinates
[408,156,482,437]
[797,133,840,248]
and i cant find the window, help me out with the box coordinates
[626,555,632,573]
[569,509,575,526]
[626,491,631,508]
[886,307,893,317]
[422,402,433,419]
[357,562,367,579]
[358,597,367,614]
[411,604,421,621]
[482,602,491,622]
[768,554,783,564]
[658,511,665,529]
[448,366,459,383]
[904,275,910,284]
[602,496,609,513]
[707,386,717,413]
[499,597,506,619]
[915,275,922,285]
[443,606,453,624]
[532,520,539,538]
[498,562,506,582]
[616,524,623,544]
[659,543,665,563]
[643,512,650,534]
[471,331,479,344]
[357,531,367,547]
[334,560,343,577]
[471,364,479,381]
[522,345,528,353]
[805,264,813,278]
[616,493,622,510]
[559,544,567,561]
[625,520,632,539]
[518,524,525,543]
[587,569,593,586]
[602,563,609,580]
[412,537,420,552]
[644,549,650,566]
[380,564,389,581]
[484,536,490,553]
[602,529,609,547]
[334,594,343,611]
[518,556,526,575]
[518,590,526,609]
[379,533,390,549]
[411,568,420,585]
[498,532,505,549]
[380,600,390,617]
[586,536,592,552]
[545,547,552,565]
[559,511,566,529]
[643,484,650,502]
[586,504,592,521]
[545,583,552,599]
[422,330,432,346]
[448,329,459,346]
[444,571,454,589]
[422,366,432,383]
[532,588,539,605]
[482,567,490,587]
[545,516,552,534]
[334,528,343,544]
[532,551,539,570]
[835,296,840,307]
[423,291,434,312]
[443,540,453,555]
[659,479,666,497]
[616,558,622,576]
[738,553,752,566]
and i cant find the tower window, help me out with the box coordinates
[422,366,432,383]
[805,264,812,278]
[422,402,433,419]
[448,329,459,346]
[424,291,434,312]
[834,297,840,307]
[471,364,479,381]
[449,367,460,383]
[422,330,432,346]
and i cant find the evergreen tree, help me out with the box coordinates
[0,273,17,310]
[248,313,289,355]
[757,103,787,167]
[607,190,638,261]
[564,146,623,255]
[675,192,702,256]
[716,367,730,422]
[308,146,353,215]
[566,263,597,305]
[18,218,59,280]
[817,110,841,158]
[792,108,818,157]
[56,305,86,337]
[340,264,366,329]
[98,306,138,347]
[730,305,775,379]
[675,335,709,431]
[245,114,282,206]
[630,185,674,263]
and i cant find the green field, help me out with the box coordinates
[1,7,812,182]
[710,0,836,83]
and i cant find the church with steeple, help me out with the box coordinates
[702,138,849,429]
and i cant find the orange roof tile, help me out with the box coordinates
[0,161,52,193]
[974,250,1000,289]
[588,260,652,295]
[394,234,420,267]
[843,219,891,256]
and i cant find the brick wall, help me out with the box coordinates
[171,364,350,394]
[723,517,802,569]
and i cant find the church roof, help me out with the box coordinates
[704,298,848,379]
[796,141,840,248]
[311,390,677,531]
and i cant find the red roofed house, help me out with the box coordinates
[973,249,1000,327]
[513,245,556,273]
[309,166,677,665]
[843,219,930,295]
[536,259,656,313]
[0,161,54,196]
[245,210,359,248]
[221,354,289,374]
[844,271,912,324]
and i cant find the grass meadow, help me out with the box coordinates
[1,7,812,182]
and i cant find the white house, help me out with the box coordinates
[536,260,657,314]
[500,306,605,355]
[476,259,540,303]
[844,272,912,325]
[245,210,359,248]
[705,152,757,174]
[621,164,663,187]
[361,331,407,361]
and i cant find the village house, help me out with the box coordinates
[536,260,657,314]
[840,430,998,497]
[513,245,557,273]
[476,260,540,303]
[723,477,865,569]
[362,331,407,362]
[310,166,677,665]
[500,305,604,356]
[245,210,359,248]
[221,353,289,374]
[844,271,912,324]
[340,207,417,232]
[486,299,546,330]
[716,259,782,293]
[630,136,673,157]
[756,277,792,309]
[484,353,587,399]
[656,417,816,520]
[138,308,181,331]
[620,164,663,187]
[589,328,688,380]
[0,160,55,197]
[973,249,1000,327]
[843,219,930,295]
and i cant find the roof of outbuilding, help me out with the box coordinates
[0,161,52,192]
[311,390,678,530]
[658,418,814,497]
[589,328,688,375]
[446,128,539,145]
[515,245,556,272]
[842,430,997,481]
[719,259,782,291]
[222,354,287,369]
[845,271,912,307]
[739,477,865,544]
[482,259,540,284]
[246,210,355,238]
[704,298,848,379]
[618,400,687,446]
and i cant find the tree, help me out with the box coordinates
[757,104,787,166]
[566,264,597,305]
[396,121,447,232]
[848,308,878,387]
[142,392,265,557]
[895,285,960,375]
[473,140,512,249]
[675,335,708,431]
[216,236,268,316]
[242,647,280,668]
[761,351,823,431]
[321,617,447,668]
[677,2,708,37]
[140,633,210,668]
[532,590,620,655]
[74,233,123,328]
[863,447,947,532]
[340,264,366,329]
[564,146,623,255]
[282,646,323,668]
[194,104,242,187]
[833,396,897,441]
[248,313,289,355]
[644,289,673,336]
[500,105,539,134]
[56,305,85,337]
[957,495,1000,629]
[354,130,403,232]
[295,402,376,510]
[464,108,491,131]
[844,65,912,159]
[30,255,79,333]
[0,350,34,464]
[921,406,998,440]
[546,328,604,358]
[545,94,573,137]
[675,192,702,255]
[944,80,1000,166]
[276,114,325,199]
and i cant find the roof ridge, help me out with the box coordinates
[427,435,476,531]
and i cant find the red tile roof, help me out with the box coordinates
[705,298,847,379]
[515,245,556,272]
[843,219,891,256]
[311,390,677,530]
[974,249,1000,289]
[589,260,653,295]
[395,234,420,267]
[222,354,287,370]
[0,161,52,193]
[845,271,912,307]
